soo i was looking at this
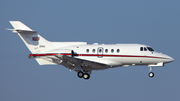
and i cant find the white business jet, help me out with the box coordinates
[7,21,174,80]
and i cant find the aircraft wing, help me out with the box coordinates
[29,53,109,71]
[61,55,109,71]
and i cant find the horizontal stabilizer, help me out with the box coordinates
[7,21,37,34]
[6,28,37,34]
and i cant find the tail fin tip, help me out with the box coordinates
[9,21,33,31]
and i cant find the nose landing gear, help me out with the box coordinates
[148,72,154,78]
[148,67,154,78]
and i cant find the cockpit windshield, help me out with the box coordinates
[147,47,154,51]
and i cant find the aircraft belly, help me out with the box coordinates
[81,65,109,70]
[75,56,122,69]
[119,57,162,65]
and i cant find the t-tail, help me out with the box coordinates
[7,21,53,53]
[7,21,87,65]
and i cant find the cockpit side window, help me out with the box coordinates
[144,47,147,51]
[147,47,154,51]
[140,47,143,51]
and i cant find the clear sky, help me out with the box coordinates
[0,0,179,101]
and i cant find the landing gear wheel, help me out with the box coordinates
[77,71,84,78]
[83,73,90,80]
[148,72,154,78]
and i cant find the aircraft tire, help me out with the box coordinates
[148,72,154,78]
[83,73,90,80]
[77,71,84,78]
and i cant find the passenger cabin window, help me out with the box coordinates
[99,49,102,53]
[117,49,120,53]
[86,49,89,53]
[111,49,114,53]
[105,49,108,53]
[92,49,95,53]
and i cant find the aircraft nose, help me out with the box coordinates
[168,56,174,62]
[162,54,174,63]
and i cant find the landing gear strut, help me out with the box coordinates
[77,71,90,80]
[148,67,154,78]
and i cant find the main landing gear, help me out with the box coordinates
[77,71,90,80]
[148,67,154,78]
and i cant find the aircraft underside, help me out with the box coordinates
[29,54,168,80]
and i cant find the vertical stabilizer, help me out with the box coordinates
[8,21,53,53]
[9,21,32,31]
